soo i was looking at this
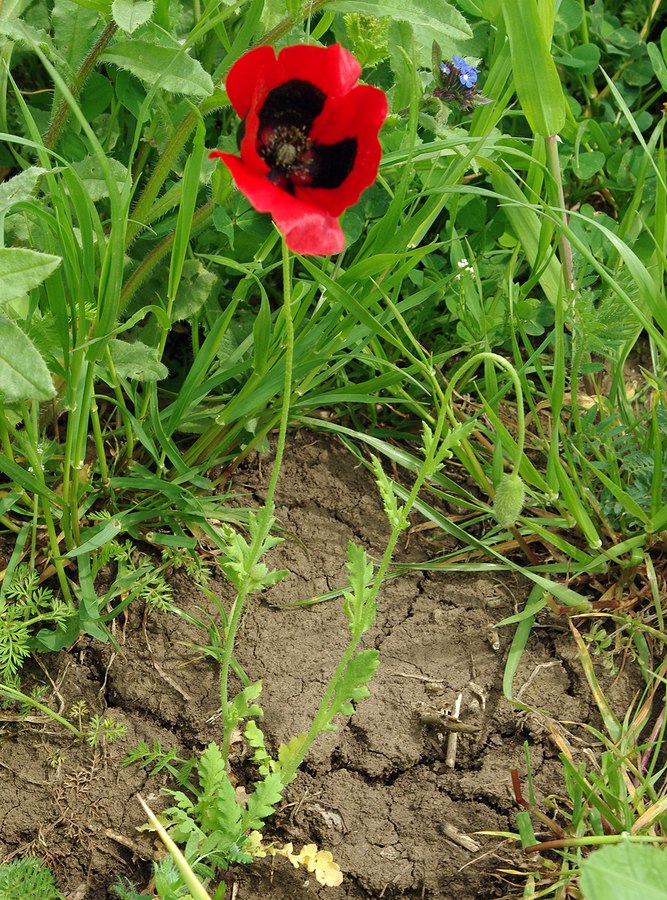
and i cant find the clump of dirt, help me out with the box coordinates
[0,432,639,899]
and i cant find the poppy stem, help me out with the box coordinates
[264,238,295,511]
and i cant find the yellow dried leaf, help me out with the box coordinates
[313,850,344,887]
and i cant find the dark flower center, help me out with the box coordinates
[257,79,358,194]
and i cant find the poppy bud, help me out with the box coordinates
[494,473,526,527]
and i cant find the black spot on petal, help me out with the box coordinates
[259,80,326,132]
[309,138,357,189]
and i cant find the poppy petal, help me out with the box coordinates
[249,44,362,115]
[225,46,276,118]
[303,84,388,215]
[213,152,345,255]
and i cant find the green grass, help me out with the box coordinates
[1,0,667,896]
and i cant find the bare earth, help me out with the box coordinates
[0,432,637,898]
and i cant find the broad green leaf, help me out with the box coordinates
[112,0,154,32]
[0,167,45,214]
[573,150,606,179]
[170,260,217,323]
[52,0,100,71]
[107,339,168,381]
[0,248,61,304]
[554,44,601,74]
[0,18,52,49]
[0,317,55,402]
[71,155,129,201]
[502,0,566,135]
[101,40,214,98]
[326,0,472,42]
[580,842,667,900]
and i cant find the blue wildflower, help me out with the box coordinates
[452,55,479,87]
[434,55,490,111]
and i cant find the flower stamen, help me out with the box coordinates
[258,123,316,187]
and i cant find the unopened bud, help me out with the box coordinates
[494,473,525,527]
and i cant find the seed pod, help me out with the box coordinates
[494,473,526,527]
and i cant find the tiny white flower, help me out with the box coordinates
[457,258,469,268]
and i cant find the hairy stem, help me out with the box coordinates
[43,21,117,151]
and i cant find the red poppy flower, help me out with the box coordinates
[210,44,388,255]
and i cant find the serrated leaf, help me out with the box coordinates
[112,0,154,32]
[0,167,46,215]
[196,742,243,836]
[229,681,263,722]
[198,742,226,794]
[328,0,471,41]
[0,317,55,402]
[342,541,376,633]
[101,40,214,97]
[242,772,284,830]
[71,155,129,201]
[275,733,307,780]
[329,649,380,719]
[107,339,168,381]
[0,249,61,304]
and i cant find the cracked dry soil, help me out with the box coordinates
[0,432,636,899]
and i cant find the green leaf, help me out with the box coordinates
[0,317,55,402]
[64,518,123,558]
[329,649,380,720]
[112,0,154,32]
[198,742,229,796]
[71,155,129,201]
[647,41,667,93]
[101,40,214,98]
[326,0,472,42]
[501,0,566,135]
[0,248,61,304]
[170,260,217,323]
[195,743,244,837]
[52,0,100,71]
[572,150,606,180]
[252,294,272,376]
[580,842,667,900]
[0,167,46,215]
[64,0,111,11]
[554,43,601,74]
[242,772,284,830]
[342,541,376,634]
[275,733,308,782]
[107,339,169,382]
[228,681,263,723]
